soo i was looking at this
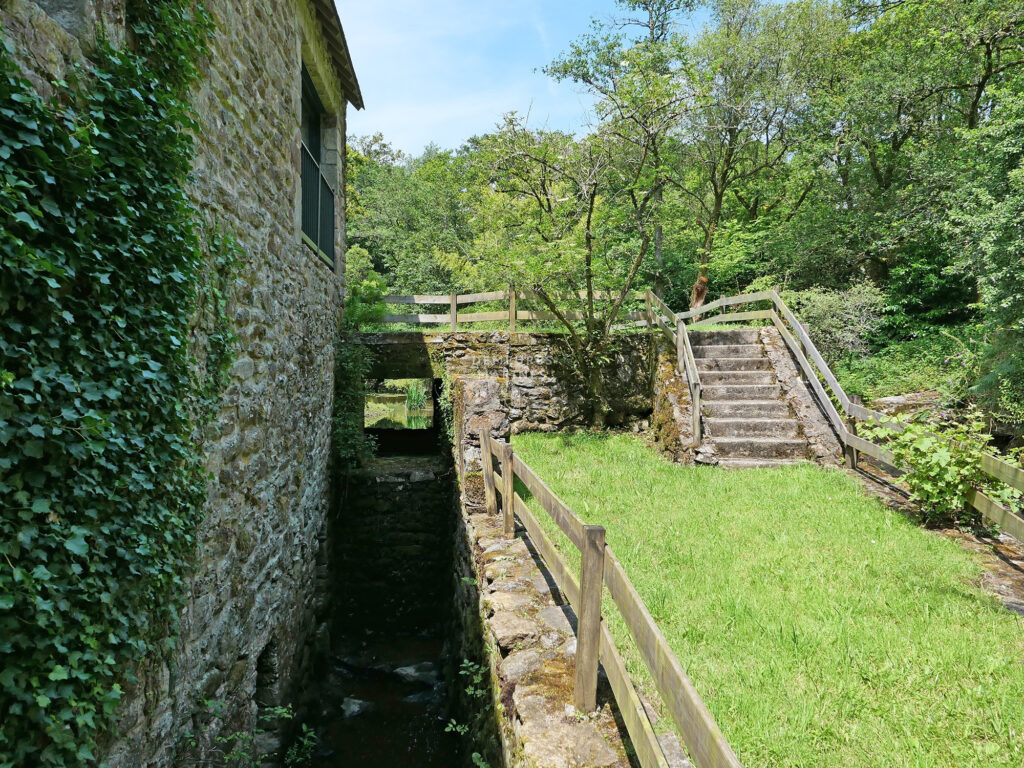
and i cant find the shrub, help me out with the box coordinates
[834,325,984,400]
[405,380,427,409]
[784,282,885,364]
[332,275,386,469]
[863,406,1022,529]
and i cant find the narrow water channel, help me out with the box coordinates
[286,376,498,766]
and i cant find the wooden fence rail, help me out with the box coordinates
[645,289,703,448]
[379,288,646,329]
[480,432,742,768]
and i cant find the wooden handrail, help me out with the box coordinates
[378,288,645,328]
[479,434,739,767]
[675,290,775,321]
[646,289,703,449]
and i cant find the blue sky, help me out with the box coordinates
[336,1,709,155]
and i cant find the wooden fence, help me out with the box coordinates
[379,288,647,330]
[661,289,1024,541]
[480,432,742,768]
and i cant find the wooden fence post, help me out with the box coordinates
[675,319,684,374]
[450,293,458,332]
[500,443,515,539]
[481,432,498,517]
[508,285,516,331]
[845,395,861,470]
[575,524,605,712]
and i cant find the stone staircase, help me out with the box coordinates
[692,328,811,468]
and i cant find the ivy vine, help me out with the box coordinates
[0,2,239,765]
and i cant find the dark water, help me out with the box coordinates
[304,456,463,768]
[309,631,459,767]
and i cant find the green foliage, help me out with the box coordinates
[347,135,479,294]
[405,380,427,410]
[183,702,316,767]
[862,407,1022,529]
[835,326,984,401]
[332,275,387,469]
[785,282,886,364]
[0,4,239,764]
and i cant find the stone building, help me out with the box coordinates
[1,0,361,764]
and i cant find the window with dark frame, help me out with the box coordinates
[300,67,335,265]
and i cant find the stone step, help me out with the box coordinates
[702,400,792,419]
[705,418,800,438]
[699,370,776,386]
[712,437,808,459]
[696,357,771,372]
[689,328,761,345]
[692,343,763,358]
[717,458,808,469]
[702,383,782,401]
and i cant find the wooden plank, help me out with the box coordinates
[382,294,450,305]
[509,286,516,331]
[598,620,670,768]
[981,454,1024,493]
[676,290,774,321]
[771,313,847,437]
[652,311,676,346]
[844,432,898,466]
[689,309,772,326]
[512,454,587,549]
[967,488,1024,543]
[603,549,742,768]
[457,311,507,323]
[481,432,498,519]
[450,294,457,332]
[675,318,685,376]
[649,290,676,322]
[843,407,1023,494]
[457,290,508,304]
[513,493,581,607]
[381,313,450,324]
[575,525,605,712]
[500,442,515,539]
[848,401,903,429]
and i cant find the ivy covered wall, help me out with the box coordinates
[1,0,350,764]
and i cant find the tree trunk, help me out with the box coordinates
[700,191,724,276]
[654,188,664,299]
[588,364,608,427]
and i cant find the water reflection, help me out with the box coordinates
[365,394,434,430]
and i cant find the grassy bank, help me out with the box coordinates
[512,431,1024,767]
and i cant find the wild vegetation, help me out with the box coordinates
[513,431,1024,767]
[347,0,1024,437]
[0,3,239,764]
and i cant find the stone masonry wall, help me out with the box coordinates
[2,1,352,764]
[361,331,655,476]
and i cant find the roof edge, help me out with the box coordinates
[313,0,364,110]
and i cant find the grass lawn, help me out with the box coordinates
[512,431,1024,768]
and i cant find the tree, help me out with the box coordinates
[547,0,695,297]
[472,115,658,425]
[346,135,478,294]
[669,0,841,283]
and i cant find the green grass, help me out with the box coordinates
[512,431,1024,768]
